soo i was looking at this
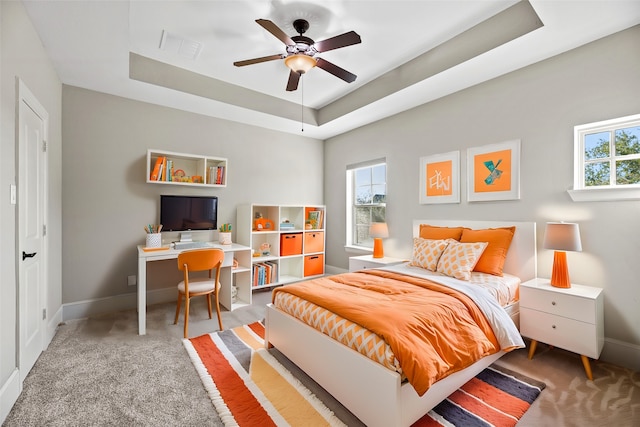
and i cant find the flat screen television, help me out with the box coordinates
[160,195,218,231]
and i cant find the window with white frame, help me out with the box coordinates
[570,113,640,202]
[346,159,386,249]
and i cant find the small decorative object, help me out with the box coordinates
[145,224,163,248]
[369,222,389,258]
[254,217,275,231]
[307,210,321,229]
[192,175,203,183]
[260,242,271,256]
[219,223,232,245]
[231,284,238,303]
[305,221,313,230]
[543,222,582,288]
[172,169,186,182]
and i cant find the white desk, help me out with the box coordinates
[136,242,252,335]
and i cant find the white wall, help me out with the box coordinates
[324,25,640,371]
[0,0,63,421]
[61,86,324,314]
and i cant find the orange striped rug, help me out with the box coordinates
[184,322,544,427]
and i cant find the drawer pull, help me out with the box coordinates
[552,325,556,329]
[551,301,556,306]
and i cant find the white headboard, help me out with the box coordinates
[412,219,537,281]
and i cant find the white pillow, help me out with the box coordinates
[409,238,450,271]
[436,240,488,281]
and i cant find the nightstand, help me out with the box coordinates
[520,278,604,380]
[349,255,406,272]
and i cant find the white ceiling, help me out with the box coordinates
[21,0,640,139]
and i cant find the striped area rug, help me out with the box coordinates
[183,322,544,427]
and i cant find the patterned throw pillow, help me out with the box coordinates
[409,238,450,271]
[436,240,488,281]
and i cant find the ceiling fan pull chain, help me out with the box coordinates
[301,74,304,132]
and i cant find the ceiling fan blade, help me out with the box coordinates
[314,31,361,53]
[316,58,357,83]
[233,54,284,67]
[286,70,301,91]
[256,19,295,46]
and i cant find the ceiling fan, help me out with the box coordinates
[233,18,361,91]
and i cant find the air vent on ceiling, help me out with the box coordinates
[159,30,202,60]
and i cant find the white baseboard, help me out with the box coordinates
[0,368,21,425]
[601,337,640,372]
[62,287,176,321]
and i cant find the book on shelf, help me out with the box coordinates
[161,157,167,181]
[157,160,164,181]
[252,261,278,287]
[150,156,165,181]
[208,165,226,185]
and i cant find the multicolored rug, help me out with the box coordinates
[183,322,545,427]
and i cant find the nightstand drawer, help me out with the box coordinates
[348,255,406,272]
[520,308,599,358]
[349,259,378,271]
[520,286,596,324]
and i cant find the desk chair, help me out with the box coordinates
[175,248,224,338]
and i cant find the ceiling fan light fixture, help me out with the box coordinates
[284,54,317,74]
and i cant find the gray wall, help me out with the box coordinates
[325,25,640,371]
[1,0,63,418]
[2,6,639,420]
[61,86,323,306]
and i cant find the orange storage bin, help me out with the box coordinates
[304,254,324,277]
[304,231,324,254]
[280,233,303,256]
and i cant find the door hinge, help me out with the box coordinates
[43,224,47,236]
[42,308,47,320]
[42,141,47,152]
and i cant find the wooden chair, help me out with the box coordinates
[174,248,224,338]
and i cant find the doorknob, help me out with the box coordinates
[22,251,37,261]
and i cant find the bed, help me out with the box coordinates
[265,219,537,427]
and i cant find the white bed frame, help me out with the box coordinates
[265,220,537,427]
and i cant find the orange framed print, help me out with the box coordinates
[419,151,460,204]
[467,139,521,201]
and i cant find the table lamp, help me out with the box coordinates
[543,222,582,288]
[369,222,389,258]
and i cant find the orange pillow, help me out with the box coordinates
[419,224,464,241]
[460,227,515,276]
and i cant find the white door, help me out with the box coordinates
[17,79,48,382]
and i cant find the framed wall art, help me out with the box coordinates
[467,139,521,202]
[419,150,460,204]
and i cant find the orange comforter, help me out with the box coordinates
[272,270,499,396]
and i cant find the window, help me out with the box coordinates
[346,159,386,249]
[569,113,640,202]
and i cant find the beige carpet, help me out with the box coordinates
[4,289,639,426]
